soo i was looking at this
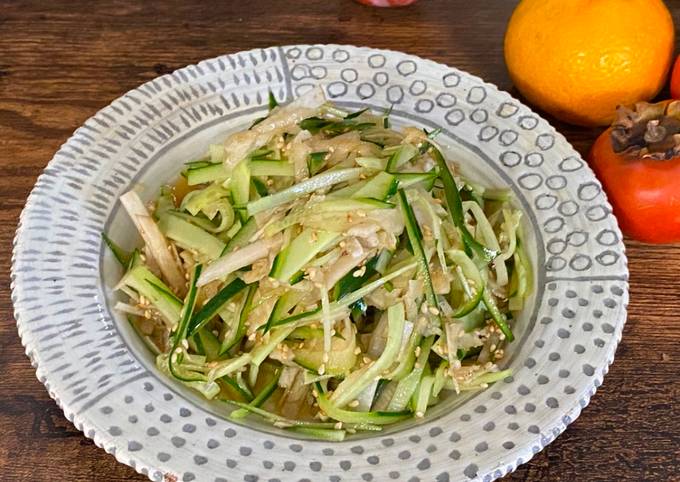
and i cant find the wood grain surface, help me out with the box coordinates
[1,1,679,480]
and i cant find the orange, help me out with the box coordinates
[504,0,675,126]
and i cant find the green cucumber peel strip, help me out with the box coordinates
[220,375,254,402]
[397,189,441,314]
[268,91,278,110]
[332,255,379,301]
[121,265,181,325]
[385,143,418,172]
[446,249,485,318]
[427,143,497,262]
[308,151,329,176]
[230,368,281,419]
[220,284,256,355]
[251,177,269,198]
[168,264,205,382]
[187,277,248,337]
[146,280,183,306]
[393,172,437,190]
[482,287,514,342]
[102,232,131,266]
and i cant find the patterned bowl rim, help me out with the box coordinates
[10,44,628,481]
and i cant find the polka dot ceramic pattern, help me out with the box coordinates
[11,45,628,482]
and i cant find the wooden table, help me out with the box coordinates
[1,1,679,480]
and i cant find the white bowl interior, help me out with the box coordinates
[101,109,540,438]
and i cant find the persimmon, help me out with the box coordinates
[589,101,680,243]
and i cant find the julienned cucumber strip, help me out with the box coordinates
[393,172,437,190]
[330,303,406,407]
[385,143,418,172]
[387,335,434,412]
[308,151,329,176]
[220,375,254,401]
[250,160,294,177]
[230,368,281,419]
[231,160,251,222]
[246,168,364,216]
[159,213,226,261]
[196,328,220,361]
[332,255,379,301]
[482,287,514,342]
[351,171,398,200]
[168,265,205,382]
[287,427,346,441]
[223,216,258,254]
[446,249,485,317]
[427,143,496,262]
[317,384,411,425]
[185,162,228,185]
[397,190,440,313]
[229,401,381,432]
[220,284,256,355]
[270,229,339,283]
[102,232,131,266]
[188,278,248,337]
[121,265,181,326]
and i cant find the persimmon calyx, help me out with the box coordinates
[610,100,680,160]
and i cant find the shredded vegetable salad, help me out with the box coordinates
[105,87,532,441]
